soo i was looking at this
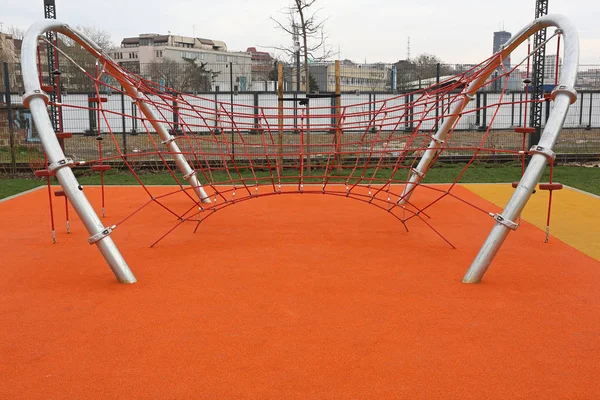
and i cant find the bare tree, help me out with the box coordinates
[395,53,453,90]
[0,34,18,64]
[2,25,25,40]
[54,26,116,92]
[271,0,332,94]
[271,1,332,172]
[0,26,24,64]
[147,58,220,93]
[412,53,444,79]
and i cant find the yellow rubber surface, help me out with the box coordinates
[463,184,600,261]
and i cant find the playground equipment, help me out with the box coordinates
[20,15,578,284]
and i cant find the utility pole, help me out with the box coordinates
[529,0,549,148]
[293,22,300,93]
[43,0,63,138]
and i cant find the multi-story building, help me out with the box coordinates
[544,54,562,83]
[491,31,513,91]
[112,33,252,92]
[493,31,512,72]
[245,47,276,91]
[0,32,20,64]
[307,61,390,93]
[246,47,274,77]
[0,33,22,90]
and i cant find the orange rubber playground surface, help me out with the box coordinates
[1,184,599,399]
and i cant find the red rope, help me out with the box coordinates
[35,35,564,249]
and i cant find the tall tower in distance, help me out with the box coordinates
[493,30,512,71]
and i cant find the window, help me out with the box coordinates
[113,52,123,60]
[139,38,153,46]
[129,52,138,59]
[175,42,193,48]
[156,50,163,58]
[180,51,198,60]
[216,55,227,62]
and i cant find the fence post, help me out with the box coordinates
[335,60,342,172]
[482,93,488,129]
[172,93,179,134]
[475,93,481,127]
[587,92,593,129]
[511,92,516,127]
[435,63,441,123]
[253,92,259,134]
[578,92,583,126]
[120,87,127,160]
[3,62,16,177]
[229,61,234,158]
[277,63,284,174]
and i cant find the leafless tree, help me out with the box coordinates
[0,34,18,64]
[395,53,453,90]
[2,25,25,40]
[0,26,24,64]
[271,0,332,94]
[147,58,220,93]
[53,26,116,92]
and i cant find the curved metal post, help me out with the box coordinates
[399,15,578,208]
[463,14,579,283]
[107,82,211,204]
[22,21,136,283]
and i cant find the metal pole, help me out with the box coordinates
[296,51,301,93]
[435,63,440,123]
[528,0,550,149]
[229,61,234,159]
[463,14,579,283]
[277,63,284,174]
[3,62,16,177]
[120,86,127,159]
[21,21,136,283]
[400,15,578,209]
[335,60,341,172]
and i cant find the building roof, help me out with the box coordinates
[120,34,227,51]
[246,47,273,62]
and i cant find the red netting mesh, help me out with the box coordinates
[29,31,564,247]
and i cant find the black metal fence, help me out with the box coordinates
[2,61,600,95]
[1,61,599,176]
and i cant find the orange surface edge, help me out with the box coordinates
[1,185,599,399]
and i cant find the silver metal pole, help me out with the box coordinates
[399,15,578,208]
[463,15,579,283]
[22,20,136,283]
[126,92,211,204]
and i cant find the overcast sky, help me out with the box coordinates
[2,0,599,65]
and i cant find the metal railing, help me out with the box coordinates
[2,61,599,176]
[2,61,600,95]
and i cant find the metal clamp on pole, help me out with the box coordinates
[550,85,577,104]
[183,169,197,180]
[492,213,520,230]
[22,89,50,108]
[161,135,176,145]
[431,137,445,145]
[88,225,116,245]
[48,157,75,173]
[529,145,556,162]
[411,168,425,178]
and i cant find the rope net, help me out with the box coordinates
[29,29,567,249]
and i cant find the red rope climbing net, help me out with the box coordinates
[32,30,566,248]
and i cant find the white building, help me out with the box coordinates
[112,33,252,92]
[544,54,563,83]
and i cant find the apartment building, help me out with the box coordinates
[112,33,252,91]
